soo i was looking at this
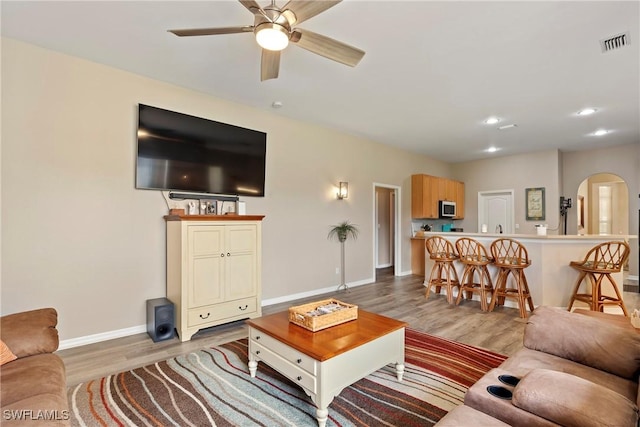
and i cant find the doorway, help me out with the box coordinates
[576,173,628,236]
[373,184,400,279]
[478,190,515,234]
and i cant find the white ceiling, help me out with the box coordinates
[2,1,638,163]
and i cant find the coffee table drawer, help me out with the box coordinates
[188,298,256,327]
[250,329,317,375]
[250,340,317,393]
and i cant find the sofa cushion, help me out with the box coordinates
[1,340,17,365]
[523,306,640,379]
[464,368,559,427]
[0,308,59,358]
[513,368,639,427]
[0,354,67,410]
[500,348,638,403]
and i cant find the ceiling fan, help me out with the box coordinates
[168,0,365,81]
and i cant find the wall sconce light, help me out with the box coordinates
[337,182,349,200]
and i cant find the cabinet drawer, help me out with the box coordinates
[250,340,316,393]
[249,329,317,375]
[188,298,257,327]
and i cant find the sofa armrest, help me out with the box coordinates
[0,308,59,358]
[513,369,639,427]
[524,306,640,379]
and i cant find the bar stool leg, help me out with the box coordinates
[521,272,534,312]
[603,274,629,316]
[480,265,492,312]
[488,268,506,312]
[567,271,587,311]
[443,263,459,305]
[455,266,470,306]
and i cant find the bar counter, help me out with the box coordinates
[411,232,637,311]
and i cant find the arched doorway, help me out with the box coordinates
[576,173,628,236]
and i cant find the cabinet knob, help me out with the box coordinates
[239,305,248,311]
[227,252,231,257]
[297,376,302,381]
[256,350,260,355]
[256,335,260,340]
[199,312,210,319]
[296,358,302,364]
[221,253,225,257]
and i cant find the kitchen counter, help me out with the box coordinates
[411,232,637,312]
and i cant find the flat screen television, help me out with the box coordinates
[136,104,266,197]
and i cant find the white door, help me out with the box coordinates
[478,190,515,234]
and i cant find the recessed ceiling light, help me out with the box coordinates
[498,124,517,130]
[271,101,283,108]
[484,117,500,125]
[593,129,608,136]
[577,108,597,116]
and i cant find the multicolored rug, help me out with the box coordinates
[67,329,506,426]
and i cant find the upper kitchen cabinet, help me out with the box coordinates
[411,174,439,219]
[411,174,465,219]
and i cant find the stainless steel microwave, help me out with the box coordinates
[439,200,456,218]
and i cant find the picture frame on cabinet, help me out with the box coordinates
[200,200,216,215]
[525,187,545,220]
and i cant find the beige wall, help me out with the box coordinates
[451,146,638,277]
[451,150,562,235]
[1,38,450,341]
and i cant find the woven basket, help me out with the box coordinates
[289,299,358,332]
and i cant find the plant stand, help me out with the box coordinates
[337,240,349,292]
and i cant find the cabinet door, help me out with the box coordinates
[438,178,456,201]
[412,174,440,219]
[454,181,465,219]
[225,225,258,300]
[424,175,440,218]
[187,226,225,308]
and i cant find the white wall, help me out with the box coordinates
[1,38,450,341]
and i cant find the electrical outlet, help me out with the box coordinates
[335,267,340,274]
[515,223,519,229]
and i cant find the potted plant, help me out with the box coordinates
[328,221,359,291]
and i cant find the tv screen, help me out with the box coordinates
[136,104,266,197]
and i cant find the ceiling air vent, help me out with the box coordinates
[600,32,630,53]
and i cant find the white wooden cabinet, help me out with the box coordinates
[165,215,264,341]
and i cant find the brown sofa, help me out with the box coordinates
[438,306,640,426]
[0,308,70,426]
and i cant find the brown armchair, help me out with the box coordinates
[0,308,69,426]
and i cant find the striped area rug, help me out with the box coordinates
[67,329,505,426]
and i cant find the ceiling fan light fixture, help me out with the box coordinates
[255,23,289,51]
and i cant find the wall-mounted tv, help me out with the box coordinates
[136,104,266,197]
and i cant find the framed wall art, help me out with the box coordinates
[525,187,545,220]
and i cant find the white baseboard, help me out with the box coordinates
[262,277,374,306]
[60,277,376,350]
[59,324,147,351]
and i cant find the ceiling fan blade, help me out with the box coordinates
[291,29,365,67]
[261,49,281,81]
[239,0,262,14]
[168,26,253,37]
[282,0,342,25]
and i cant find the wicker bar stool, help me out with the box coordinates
[489,238,535,318]
[424,236,460,304]
[455,237,494,311]
[567,241,630,316]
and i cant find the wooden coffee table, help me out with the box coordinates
[246,309,407,427]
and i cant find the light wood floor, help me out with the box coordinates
[58,269,640,387]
